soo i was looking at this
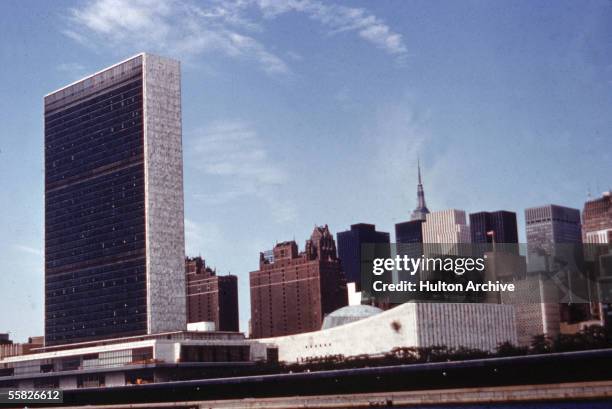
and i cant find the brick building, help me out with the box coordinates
[582,192,612,329]
[249,225,348,338]
[583,191,612,244]
[186,257,239,332]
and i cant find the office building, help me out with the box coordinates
[583,192,612,244]
[582,192,612,329]
[470,211,519,245]
[395,220,424,244]
[44,54,186,346]
[422,209,471,254]
[524,204,584,339]
[525,204,582,258]
[337,223,390,290]
[186,257,239,332]
[250,226,348,338]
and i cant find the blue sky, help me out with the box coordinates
[1,0,611,341]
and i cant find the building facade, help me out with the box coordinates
[470,211,519,244]
[44,53,186,346]
[525,204,582,258]
[336,223,390,291]
[583,192,612,244]
[0,336,44,360]
[0,332,274,389]
[250,226,348,338]
[523,204,586,339]
[186,257,239,332]
[395,220,424,244]
[582,192,612,329]
[422,209,471,255]
[261,303,517,363]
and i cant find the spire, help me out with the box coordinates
[410,157,430,221]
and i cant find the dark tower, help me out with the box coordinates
[337,224,390,290]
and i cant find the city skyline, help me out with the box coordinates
[2,0,612,341]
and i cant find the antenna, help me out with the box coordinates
[587,183,592,200]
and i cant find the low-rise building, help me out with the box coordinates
[261,302,517,363]
[0,336,44,359]
[0,331,276,389]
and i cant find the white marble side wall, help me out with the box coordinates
[261,303,420,363]
[416,303,517,352]
[143,53,187,334]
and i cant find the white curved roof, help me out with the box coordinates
[321,305,384,329]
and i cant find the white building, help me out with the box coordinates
[0,332,275,389]
[422,209,471,256]
[261,303,517,363]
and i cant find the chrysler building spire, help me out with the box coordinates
[410,158,430,221]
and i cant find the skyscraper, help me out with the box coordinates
[524,204,584,338]
[525,204,582,258]
[186,257,239,332]
[337,223,390,290]
[582,192,612,329]
[410,159,430,221]
[470,211,519,244]
[395,160,428,265]
[395,220,424,244]
[583,191,612,244]
[44,53,186,346]
[422,209,471,249]
[470,211,519,255]
[249,226,348,338]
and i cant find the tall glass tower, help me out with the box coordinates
[44,53,186,346]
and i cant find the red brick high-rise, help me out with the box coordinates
[249,225,348,338]
[583,191,612,244]
[186,257,239,332]
[582,192,612,328]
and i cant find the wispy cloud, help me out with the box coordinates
[13,244,43,257]
[64,0,289,75]
[63,0,407,75]
[190,120,297,223]
[255,0,407,57]
[184,218,224,256]
[192,121,287,185]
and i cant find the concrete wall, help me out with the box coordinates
[143,53,187,334]
[261,303,418,362]
[262,303,516,363]
[153,340,176,363]
[416,303,517,351]
[105,372,125,387]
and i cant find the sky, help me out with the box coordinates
[1,0,611,342]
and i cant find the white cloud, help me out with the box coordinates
[255,0,407,56]
[64,0,406,75]
[190,120,297,223]
[65,0,289,75]
[192,120,287,185]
